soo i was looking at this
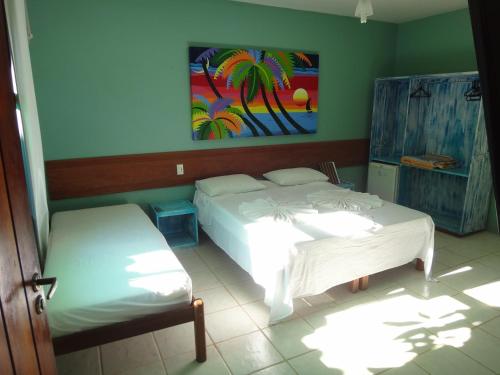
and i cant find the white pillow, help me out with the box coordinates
[263,167,329,186]
[195,174,266,197]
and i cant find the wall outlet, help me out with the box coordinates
[176,164,184,175]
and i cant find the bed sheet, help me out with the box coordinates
[44,204,192,338]
[194,181,434,322]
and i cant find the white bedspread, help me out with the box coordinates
[44,204,192,337]
[195,181,434,323]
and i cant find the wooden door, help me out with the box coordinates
[0,0,57,374]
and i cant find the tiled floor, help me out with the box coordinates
[56,230,500,375]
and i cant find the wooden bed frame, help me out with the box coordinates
[52,298,206,362]
[350,258,425,292]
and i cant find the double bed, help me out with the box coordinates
[44,204,206,360]
[195,180,434,322]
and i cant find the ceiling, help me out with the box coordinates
[229,0,468,23]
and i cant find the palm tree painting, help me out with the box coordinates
[189,46,319,140]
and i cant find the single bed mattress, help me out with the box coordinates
[44,204,192,338]
[194,181,434,322]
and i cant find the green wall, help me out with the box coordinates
[394,9,499,233]
[27,0,396,211]
[395,9,476,75]
[27,1,498,233]
[28,0,396,160]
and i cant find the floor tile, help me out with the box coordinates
[327,283,376,305]
[173,249,208,273]
[195,244,236,270]
[430,261,451,274]
[383,362,428,375]
[475,253,500,273]
[242,300,273,329]
[437,262,499,292]
[153,322,212,359]
[164,346,230,375]
[415,346,494,375]
[194,286,238,314]
[446,232,500,259]
[205,306,259,342]
[381,362,428,375]
[225,280,265,305]
[463,280,500,308]
[253,362,297,375]
[212,263,253,285]
[446,241,498,260]
[420,293,500,333]
[293,293,335,317]
[217,331,283,375]
[101,334,161,375]
[56,347,101,375]
[479,315,500,339]
[404,277,460,300]
[302,305,345,330]
[114,361,166,375]
[434,231,456,249]
[433,248,470,267]
[456,328,500,373]
[189,268,222,292]
[263,318,315,359]
[289,350,357,375]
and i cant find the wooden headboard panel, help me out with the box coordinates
[45,139,369,200]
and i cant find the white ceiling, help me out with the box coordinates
[229,0,468,23]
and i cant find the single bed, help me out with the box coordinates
[194,180,434,322]
[44,204,206,361]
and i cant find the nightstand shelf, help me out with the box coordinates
[337,181,355,190]
[150,200,198,248]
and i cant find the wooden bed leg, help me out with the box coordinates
[349,279,359,293]
[416,259,425,272]
[359,276,369,290]
[193,298,207,363]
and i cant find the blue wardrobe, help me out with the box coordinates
[369,72,492,235]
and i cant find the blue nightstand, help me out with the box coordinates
[150,200,198,248]
[337,181,355,190]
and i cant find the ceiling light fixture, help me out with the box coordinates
[355,0,374,24]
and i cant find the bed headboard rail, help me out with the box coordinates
[45,139,369,200]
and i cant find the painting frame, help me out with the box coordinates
[189,45,319,140]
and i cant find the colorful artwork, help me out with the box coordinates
[189,46,319,140]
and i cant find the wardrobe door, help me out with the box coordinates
[370,78,409,164]
[463,105,493,233]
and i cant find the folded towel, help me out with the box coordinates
[239,198,317,223]
[400,154,456,170]
[307,190,383,211]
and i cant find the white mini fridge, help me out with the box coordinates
[367,162,400,203]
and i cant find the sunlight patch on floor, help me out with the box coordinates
[439,266,473,278]
[301,291,475,374]
[464,281,500,308]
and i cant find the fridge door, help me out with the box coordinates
[367,162,399,202]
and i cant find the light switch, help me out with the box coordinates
[176,164,184,175]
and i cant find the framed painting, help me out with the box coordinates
[189,46,319,140]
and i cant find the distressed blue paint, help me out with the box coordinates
[405,75,480,172]
[462,154,492,233]
[398,166,467,233]
[370,72,492,235]
[370,78,409,161]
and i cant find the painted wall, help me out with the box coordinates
[395,9,498,233]
[395,9,476,75]
[27,0,396,211]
